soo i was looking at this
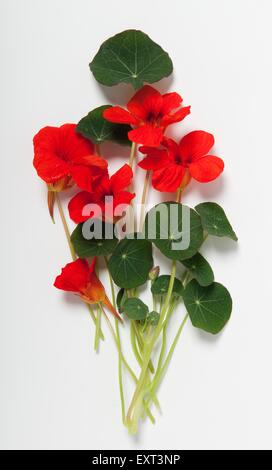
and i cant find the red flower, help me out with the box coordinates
[103,86,190,147]
[68,164,135,223]
[54,258,122,321]
[33,124,108,192]
[138,131,224,192]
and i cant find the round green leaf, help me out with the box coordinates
[151,275,183,297]
[71,221,118,258]
[90,29,173,89]
[108,237,153,288]
[146,311,160,325]
[195,202,238,241]
[76,105,131,145]
[144,202,203,261]
[181,253,214,287]
[183,280,232,334]
[123,298,148,320]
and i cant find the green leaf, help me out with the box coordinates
[183,280,232,334]
[108,237,153,288]
[90,29,173,89]
[76,105,131,145]
[181,253,214,287]
[123,298,148,320]
[116,288,127,313]
[151,275,183,297]
[146,311,160,325]
[71,221,118,258]
[195,202,238,241]
[144,202,203,261]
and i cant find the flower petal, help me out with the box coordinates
[103,296,123,321]
[152,165,186,192]
[33,150,70,183]
[110,164,133,194]
[139,146,164,156]
[127,85,162,120]
[88,257,97,275]
[54,259,90,293]
[103,106,138,125]
[70,165,95,192]
[161,137,180,159]
[33,124,97,184]
[68,191,96,223]
[85,272,106,303]
[59,124,95,164]
[189,156,224,182]
[80,154,108,170]
[179,130,214,163]
[138,149,170,170]
[161,92,182,114]
[33,126,70,183]
[112,191,135,211]
[128,125,163,147]
[161,106,191,127]
[91,175,111,202]
[105,191,135,220]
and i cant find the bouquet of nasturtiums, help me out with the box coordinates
[33,30,237,434]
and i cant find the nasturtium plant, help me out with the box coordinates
[151,275,183,297]
[71,221,118,258]
[108,237,153,289]
[195,202,238,241]
[144,202,203,261]
[90,30,173,89]
[180,253,214,287]
[33,28,237,435]
[77,105,131,145]
[123,298,149,320]
[183,280,232,334]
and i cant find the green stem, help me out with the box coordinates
[139,170,150,230]
[126,180,188,432]
[149,232,210,401]
[148,313,189,403]
[94,305,102,351]
[115,317,126,424]
[103,260,155,424]
[131,322,143,367]
[104,256,126,424]
[133,322,155,374]
[95,144,101,156]
[55,193,77,260]
[55,193,104,340]
[152,293,156,312]
[100,306,136,381]
[156,299,176,376]
[126,260,177,432]
[176,186,183,203]
[128,142,137,231]
[128,142,137,168]
[131,323,161,415]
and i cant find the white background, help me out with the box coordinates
[1,0,272,450]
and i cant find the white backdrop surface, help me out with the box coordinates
[1,0,272,450]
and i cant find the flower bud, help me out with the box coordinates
[149,266,160,281]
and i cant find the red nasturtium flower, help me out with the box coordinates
[138,131,224,192]
[54,258,122,321]
[103,85,191,147]
[68,164,135,223]
[33,124,108,192]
